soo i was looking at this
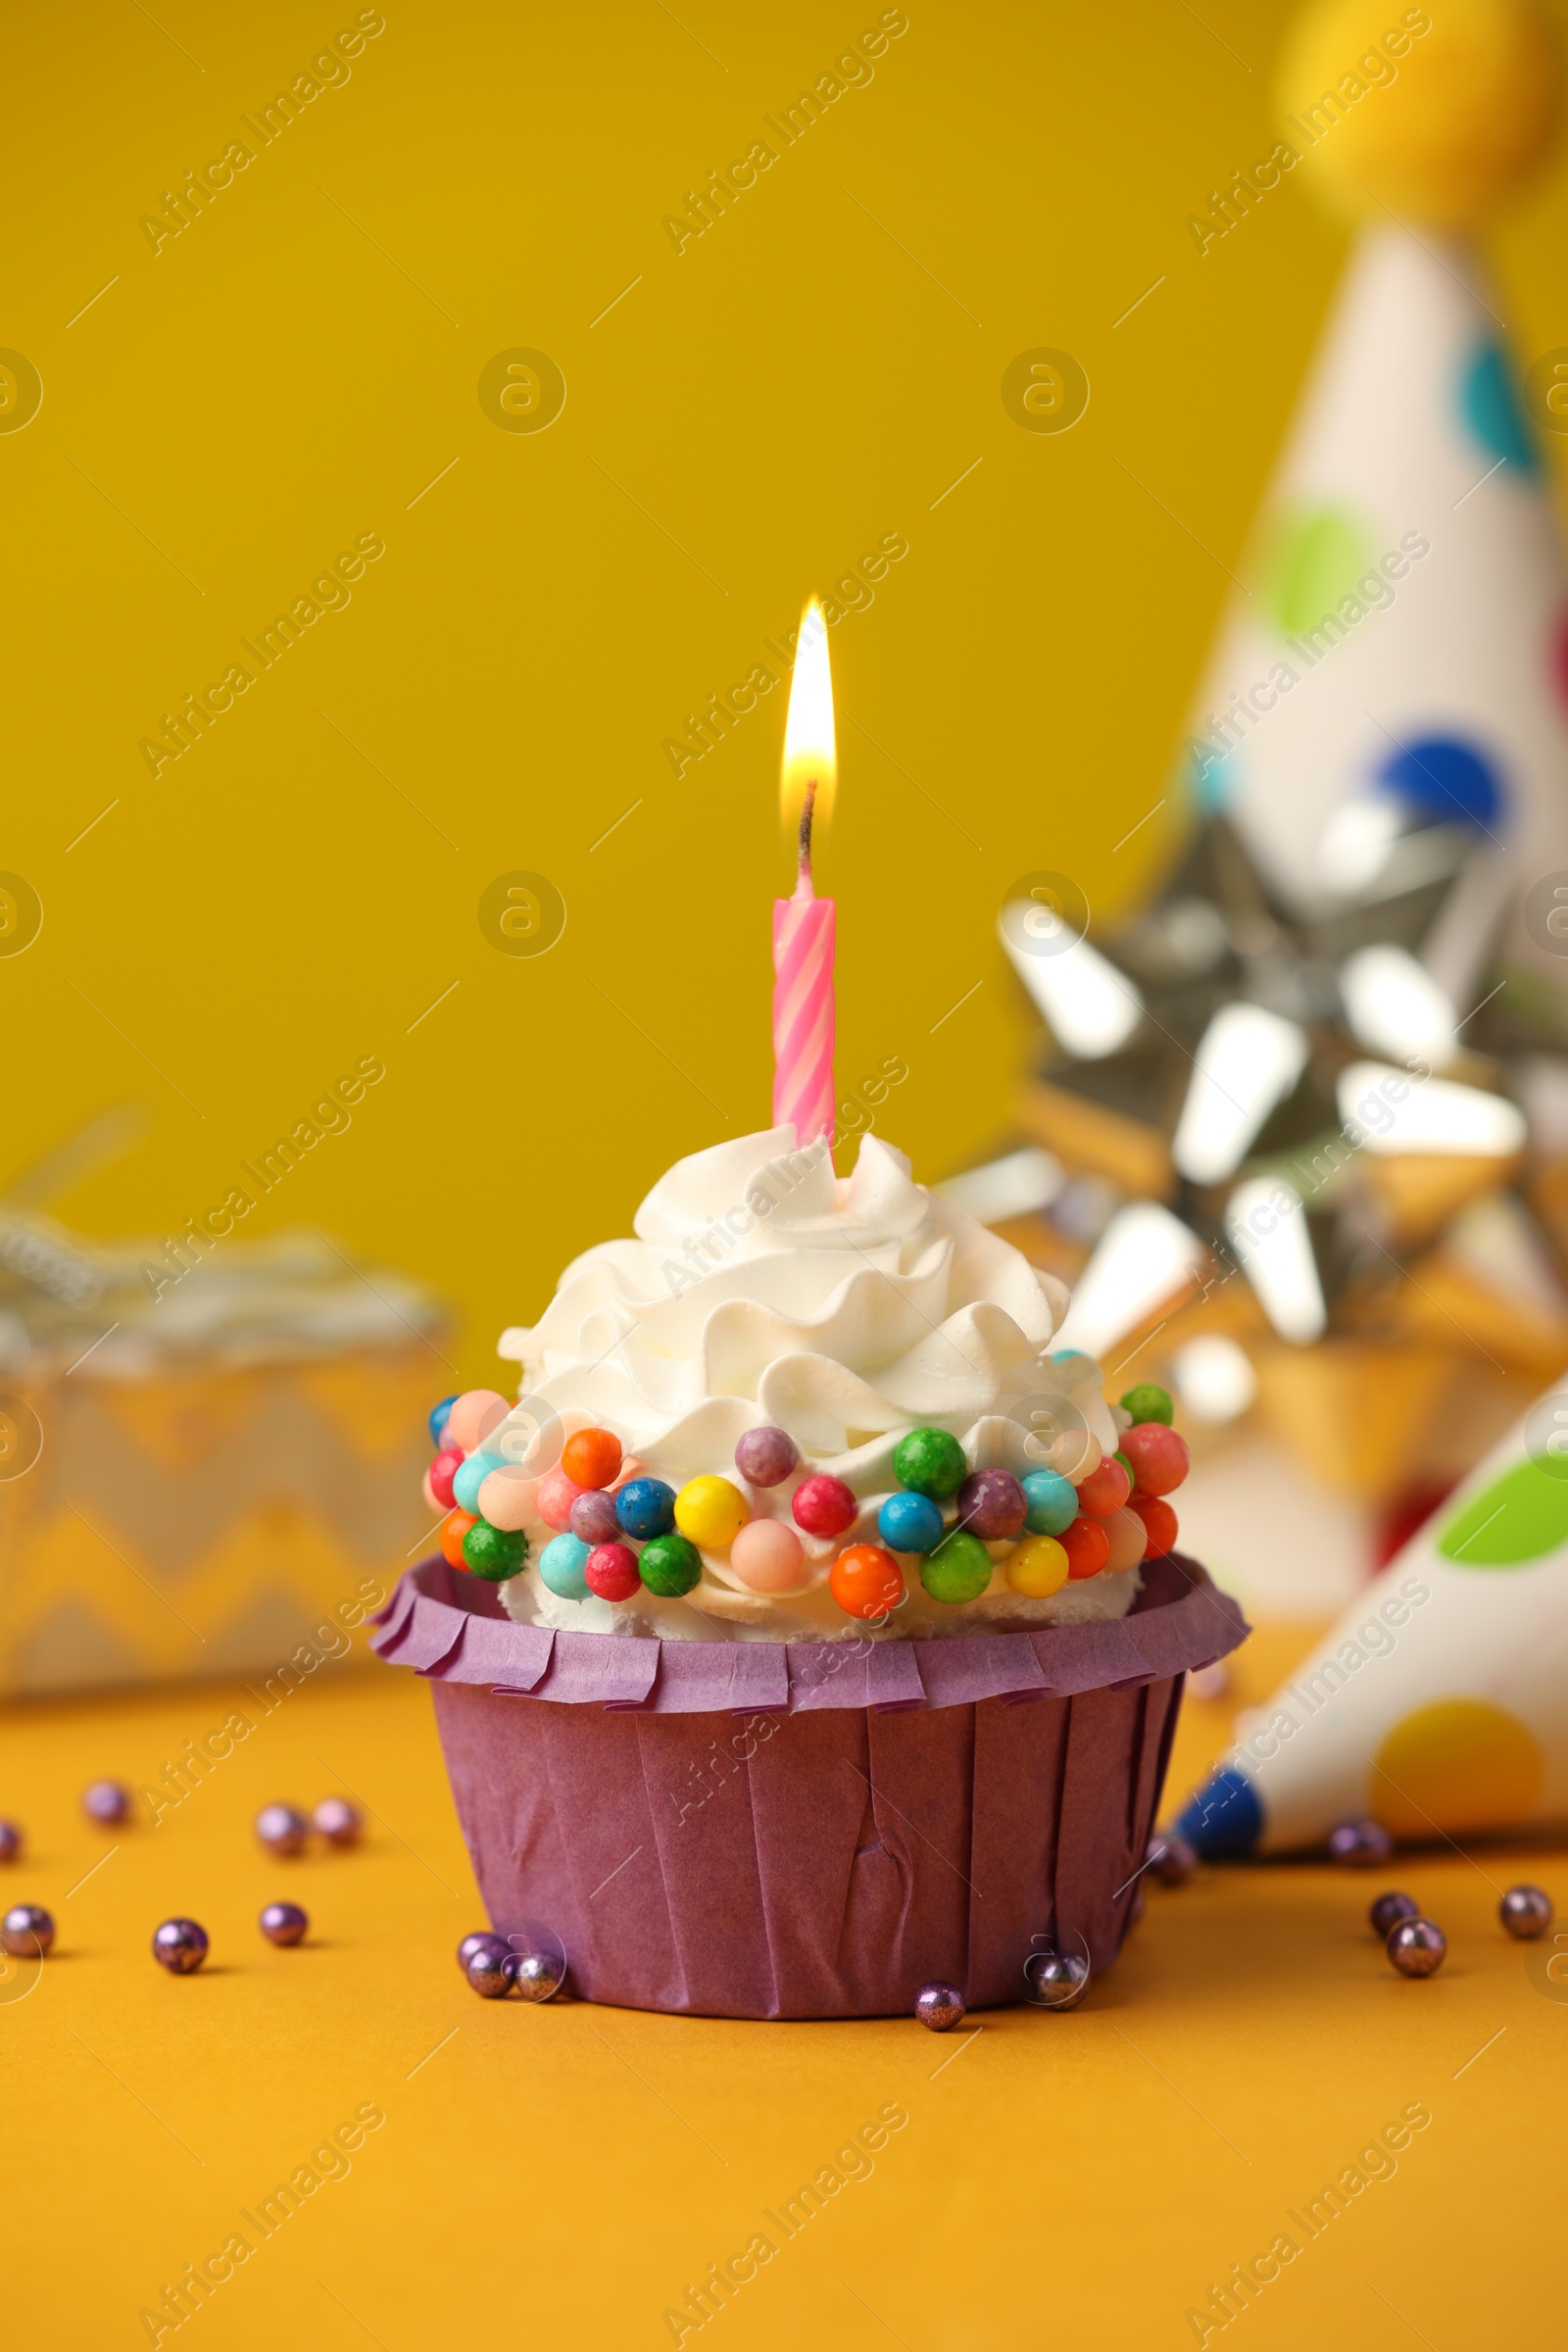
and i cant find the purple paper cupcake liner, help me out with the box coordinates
[373,1552,1247,2019]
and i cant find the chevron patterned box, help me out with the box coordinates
[0,1225,444,1696]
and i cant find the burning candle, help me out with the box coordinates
[772,600,836,1146]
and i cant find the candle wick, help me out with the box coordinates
[797,782,815,887]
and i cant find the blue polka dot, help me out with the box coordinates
[1173,1767,1262,1859]
[1188,744,1239,814]
[1377,734,1505,833]
[1460,342,1538,475]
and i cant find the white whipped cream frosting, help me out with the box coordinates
[494,1127,1135,1642]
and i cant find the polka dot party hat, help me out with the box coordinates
[1172,1380,1568,1853]
[1183,0,1568,977]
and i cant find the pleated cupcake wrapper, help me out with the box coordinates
[374,1553,1247,2019]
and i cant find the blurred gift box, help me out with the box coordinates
[0,1175,445,1695]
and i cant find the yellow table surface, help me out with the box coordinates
[8,1623,1562,2349]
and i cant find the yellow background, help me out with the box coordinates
[7,0,1567,1384]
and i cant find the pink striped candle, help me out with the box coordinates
[772,786,835,1145]
[772,601,837,1144]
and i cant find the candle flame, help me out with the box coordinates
[780,598,836,839]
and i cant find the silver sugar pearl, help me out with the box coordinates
[82,1780,131,1826]
[313,1796,363,1847]
[458,1931,510,1974]
[1369,1890,1421,1938]
[466,1947,516,1999]
[510,1947,566,2002]
[1149,1834,1197,1886]
[0,1820,24,1864]
[1024,1949,1090,2010]
[255,1803,309,1855]
[260,1901,308,1946]
[152,1917,209,1974]
[1387,1917,1446,1978]
[914,1981,965,2033]
[1328,1818,1395,1869]
[1499,1884,1552,1940]
[2,1902,55,1957]
[493,1918,567,2001]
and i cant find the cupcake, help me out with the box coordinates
[375,1126,1245,2017]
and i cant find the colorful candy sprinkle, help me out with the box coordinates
[569,1489,622,1545]
[1060,1518,1110,1580]
[728,1518,808,1592]
[1005,1534,1069,1597]
[1119,1383,1173,1427]
[674,1475,749,1548]
[615,1478,676,1540]
[877,1490,945,1554]
[463,1521,528,1581]
[1101,1506,1148,1574]
[893,1427,967,1499]
[538,1533,592,1598]
[1076,1456,1132,1518]
[537,1466,586,1532]
[562,1426,623,1490]
[453,1449,508,1516]
[792,1474,858,1538]
[476,1465,537,1532]
[1122,1423,1190,1496]
[429,1447,464,1509]
[428,1394,459,1448]
[830,1543,905,1621]
[919,1528,993,1604]
[440,1508,478,1569]
[585,1542,642,1601]
[1020,1468,1078,1536]
[445,1389,510,1454]
[637,1531,703,1596]
[956,1467,1027,1541]
[1131,1494,1178,1559]
[734,1426,800,1488]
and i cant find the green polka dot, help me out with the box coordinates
[1437,1460,1568,1567]
[1262,506,1377,639]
